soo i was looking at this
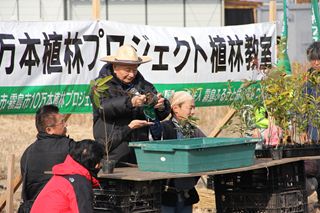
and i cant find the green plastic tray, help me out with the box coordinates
[129,137,260,173]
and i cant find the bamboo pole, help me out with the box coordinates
[92,0,100,20]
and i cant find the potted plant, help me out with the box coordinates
[227,62,320,158]
[260,65,320,157]
[224,80,276,157]
[226,80,263,138]
[90,75,116,173]
[175,116,200,139]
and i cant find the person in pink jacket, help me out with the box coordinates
[31,139,104,213]
[264,118,283,147]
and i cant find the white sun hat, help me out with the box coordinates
[100,44,152,65]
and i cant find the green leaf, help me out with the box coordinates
[264,99,274,105]
[90,79,95,88]
[93,90,100,98]
[93,94,101,109]
[97,75,113,87]
[97,84,109,91]
[279,91,290,96]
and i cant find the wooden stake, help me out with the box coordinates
[209,108,236,137]
[0,174,22,211]
[92,0,100,20]
[269,0,277,22]
[64,113,72,122]
[5,154,15,213]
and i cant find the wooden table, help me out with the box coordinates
[98,155,320,180]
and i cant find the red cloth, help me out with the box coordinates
[31,155,99,213]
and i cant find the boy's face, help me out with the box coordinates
[310,60,320,71]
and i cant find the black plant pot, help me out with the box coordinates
[255,145,275,158]
[270,148,283,160]
[101,159,115,174]
[255,143,320,159]
[282,144,320,158]
[255,148,271,158]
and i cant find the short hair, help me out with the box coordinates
[307,42,320,61]
[69,139,105,172]
[169,91,194,107]
[35,104,60,132]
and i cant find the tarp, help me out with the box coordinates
[0,21,276,114]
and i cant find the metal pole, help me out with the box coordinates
[40,0,42,20]
[63,0,68,20]
[70,0,73,20]
[221,0,225,26]
[16,0,20,21]
[105,0,108,20]
[145,0,148,25]
[183,0,186,27]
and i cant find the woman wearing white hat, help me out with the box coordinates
[92,44,171,166]
[161,91,205,213]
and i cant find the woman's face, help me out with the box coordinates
[172,99,195,121]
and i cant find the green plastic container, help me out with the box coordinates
[129,137,260,173]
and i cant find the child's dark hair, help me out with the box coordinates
[35,104,60,132]
[70,139,105,172]
[307,41,320,61]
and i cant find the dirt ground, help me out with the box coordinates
[0,112,220,212]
